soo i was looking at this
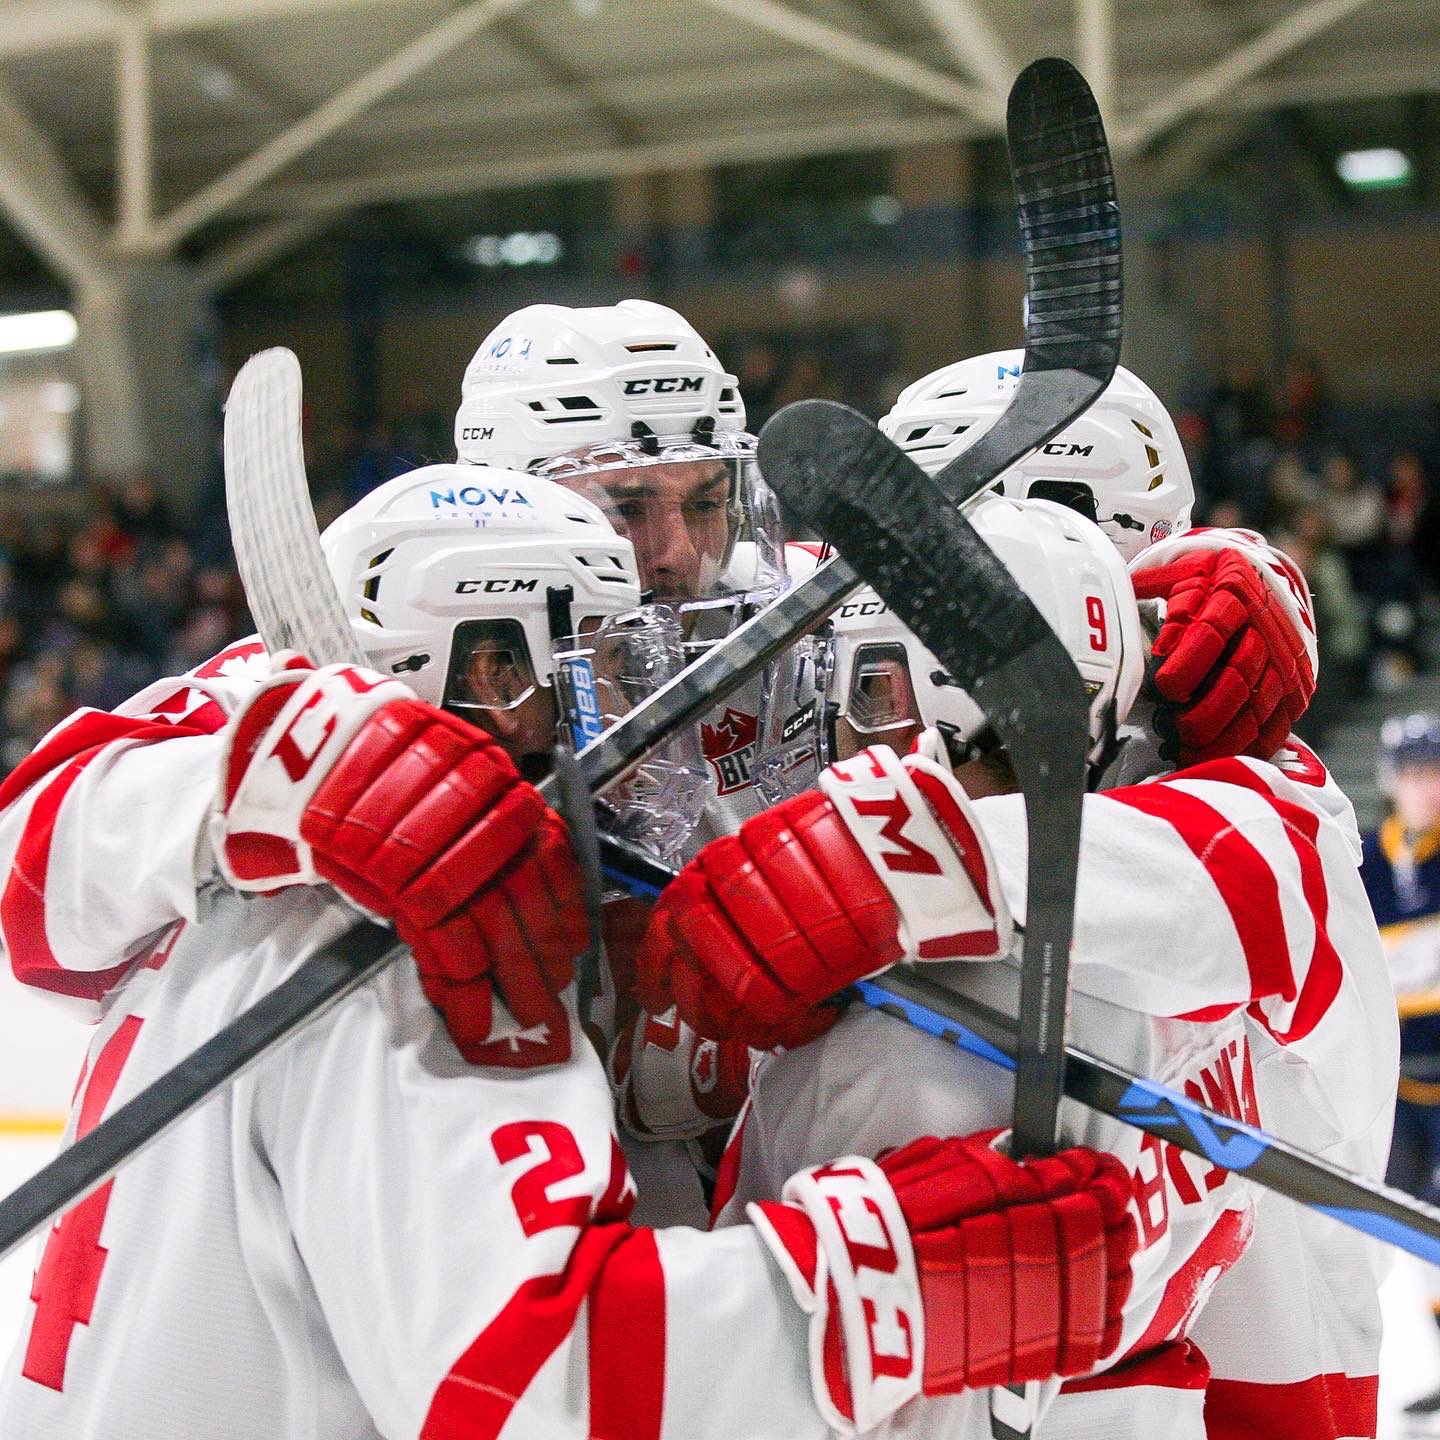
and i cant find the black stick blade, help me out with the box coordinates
[932,56,1122,510]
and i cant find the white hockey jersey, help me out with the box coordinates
[714,751,1396,1440]
[0,887,845,1440]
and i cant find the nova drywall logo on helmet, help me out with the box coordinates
[477,333,534,372]
[621,376,706,396]
[701,706,759,795]
[430,485,535,509]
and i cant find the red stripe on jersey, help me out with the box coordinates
[0,708,222,814]
[1061,1337,1210,1394]
[1204,1371,1378,1439]
[709,1100,750,1227]
[3,748,135,1000]
[1174,760,1343,1045]
[421,1222,648,1440]
[1108,783,1295,1007]
[588,1228,665,1440]
[1118,1206,1250,1365]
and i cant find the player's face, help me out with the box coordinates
[1394,762,1440,833]
[598,460,731,605]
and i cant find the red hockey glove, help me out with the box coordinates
[609,1007,758,1141]
[213,657,587,1065]
[750,1131,1137,1434]
[1130,528,1317,765]
[636,743,1012,1051]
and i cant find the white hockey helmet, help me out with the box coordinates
[827,496,1145,771]
[881,350,1194,562]
[454,299,746,472]
[320,464,708,854]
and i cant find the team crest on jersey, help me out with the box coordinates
[701,707,759,796]
[1150,519,1173,544]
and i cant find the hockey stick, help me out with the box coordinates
[929,57,1122,513]
[759,400,1089,1164]
[854,967,1440,1268]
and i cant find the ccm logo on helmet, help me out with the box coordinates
[838,598,889,619]
[459,426,495,442]
[1041,442,1094,457]
[454,579,539,594]
[622,376,705,396]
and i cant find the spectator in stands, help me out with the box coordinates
[1361,712,1440,1423]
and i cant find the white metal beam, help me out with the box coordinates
[244,108,986,213]
[115,9,155,252]
[150,0,535,249]
[1117,0,1378,153]
[695,0,1001,127]
[911,0,1016,99]
[1075,0,1116,123]
[198,212,333,290]
[0,78,113,288]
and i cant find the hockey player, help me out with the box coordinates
[1360,711,1440,1425]
[879,352,1319,768]
[453,299,794,824]
[0,493,1142,1440]
[634,495,1397,1438]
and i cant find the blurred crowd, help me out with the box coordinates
[0,478,251,772]
[0,346,1436,772]
[1182,354,1440,744]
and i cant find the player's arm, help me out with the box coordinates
[257,959,1138,1440]
[1129,527,1318,764]
[0,640,268,1010]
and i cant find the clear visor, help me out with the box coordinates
[535,433,783,612]
[832,641,926,764]
[752,631,832,805]
[552,606,709,863]
[444,617,540,714]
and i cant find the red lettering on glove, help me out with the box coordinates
[1133,547,1315,764]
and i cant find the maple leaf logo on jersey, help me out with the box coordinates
[701,707,759,796]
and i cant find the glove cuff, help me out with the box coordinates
[213,661,413,890]
[819,744,1012,962]
[752,1155,923,1435]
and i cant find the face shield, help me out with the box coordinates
[551,605,709,863]
[535,431,786,642]
[443,607,707,862]
[752,630,833,806]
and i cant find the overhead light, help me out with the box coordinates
[0,310,77,355]
[463,231,564,268]
[196,64,237,102]
[1336,147,1412,190]
[867,195,903,225]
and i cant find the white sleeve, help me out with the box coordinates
[0,640,269,1013]
[256,966,833,1440]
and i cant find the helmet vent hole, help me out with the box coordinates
[1132,420,1154,438]
[360,607,381,626]
[368,548,393,568]
[1148,474,1164,491]
[527,401,545,411]
[937,387,969,399]
[1145,446,1161,469]
[362,576,381,602]
[546,356,579,365]
[557,394,599,411]
[625,342,678,352]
